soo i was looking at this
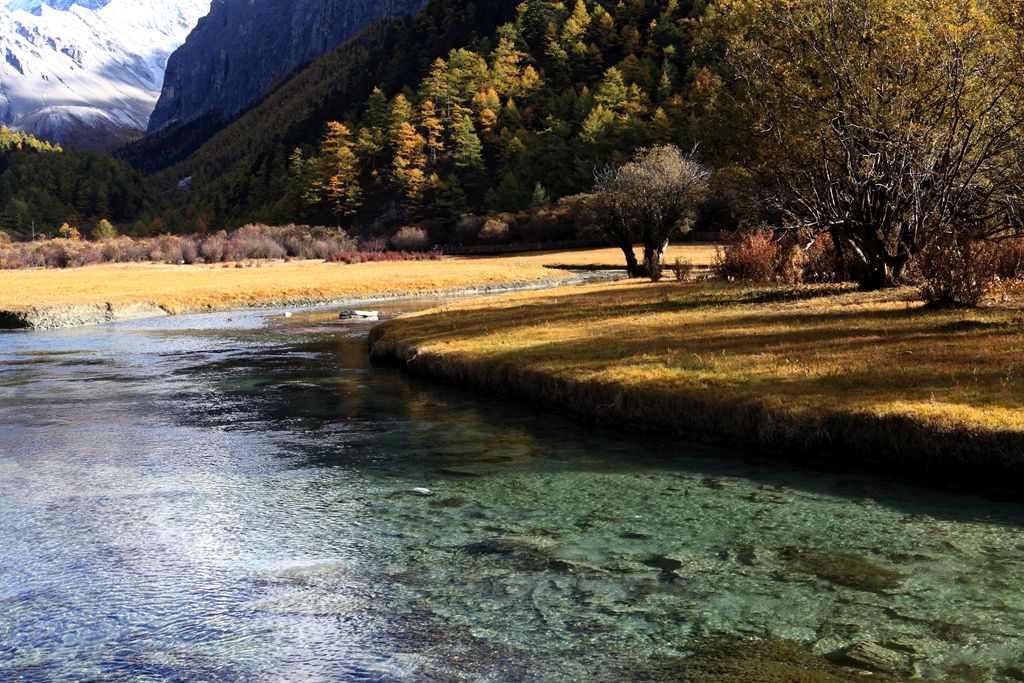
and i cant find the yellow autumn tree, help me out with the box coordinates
[58,222,81,241]
[317,121,363,219]
[418,99,445,166]
[393,121,427,208]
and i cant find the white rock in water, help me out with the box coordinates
[283,311,293,318]
[409,487,433,496]
[340,310,379,320]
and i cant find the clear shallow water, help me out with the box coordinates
[2,305,1024,681]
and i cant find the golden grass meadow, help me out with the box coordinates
[0,245,717,315]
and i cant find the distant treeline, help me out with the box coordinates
[0,127,155,240]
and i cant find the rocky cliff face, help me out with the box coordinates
[148,0,427,134]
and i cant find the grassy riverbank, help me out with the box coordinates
[370,279,1024,485]
[0,245,717,329]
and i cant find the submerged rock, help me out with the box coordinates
[437,466,486,478]
[643,554,685,573]
[735,545,766,567]
[461,536,560,572]
[1000,666,1024,682]
[389,487,434,498]
[640,551,722,582]
[622,637,910,682]
[603,560,659,574]
[429,496,468,508]
[779,548,903,593]
[830,641,913,676]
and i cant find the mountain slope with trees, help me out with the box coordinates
[0,127,153,238]
[139,0,710,236]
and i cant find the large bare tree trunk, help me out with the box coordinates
[619,243,644,277]
[643,239,669,281]
[834,227,912,289]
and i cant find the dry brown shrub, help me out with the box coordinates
[714,227,781,282]
[479,218,511,243]
[918,237,999,307]
[391,226,431,251]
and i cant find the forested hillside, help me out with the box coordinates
[142,0,720,236]
[0,127,153,238]
[134,0,521,232]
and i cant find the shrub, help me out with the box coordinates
[249,236,288,260]
[200,232,227,262]
[93,219,117,239]
[149,235,184,264]
[122,238,150,262]
[455,215,487,244]
[802,232,844,283]
[918,236,999,307]
[326,250,442,264]
[0,230,11,244]
[714,227,781,282]
[672,258,694,282]
[479,217,510,243]
[0,250,25,269]
[391,226,431,251]
[98,237,123,262]
[992,239,1024,281]
[38,239,90,268]
[73,243,102,267]
[0,223,359,270]
[779,243,807,285]
[360,237,390,253]
[179,237,200,265]
[306,239,334,260]
[277,225,355,259]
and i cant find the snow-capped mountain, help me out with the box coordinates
[0,0,209,150]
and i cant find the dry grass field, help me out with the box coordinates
[0,245,716,315]
[370,279,1024,480]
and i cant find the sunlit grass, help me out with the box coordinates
[0,245,716,314]
[371,279,1024,445]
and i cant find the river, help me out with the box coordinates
[1,303,1023,681]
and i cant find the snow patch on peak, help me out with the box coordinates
[0,0,208,150]
[6,0,111,16]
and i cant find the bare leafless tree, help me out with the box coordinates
[590,145,710,279]
[589,165,643,277]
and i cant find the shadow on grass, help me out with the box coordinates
[381,282,1018,376]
